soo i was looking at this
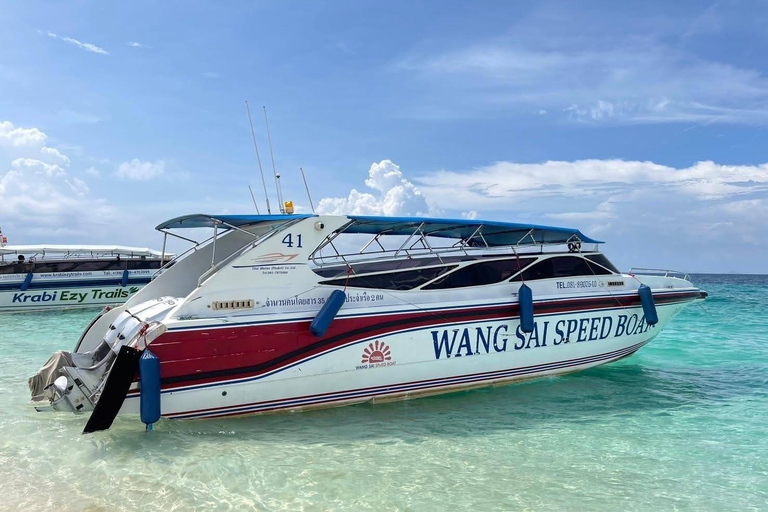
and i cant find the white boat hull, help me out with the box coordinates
[117,294,694,420]
[0,270,152,312]
[0,283,147,312]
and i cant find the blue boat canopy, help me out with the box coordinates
[155,213,601,246]
[155,214,313,230]
[342,215,602,246]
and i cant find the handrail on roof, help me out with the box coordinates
[0,245,166,258]
[628,267,690,281]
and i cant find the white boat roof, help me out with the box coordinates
[0,245,166,257]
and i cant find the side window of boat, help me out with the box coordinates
[585,254,620,274]
[55,262,81,273]
[73,260,122,271]
[512,256,612,281]
[319,266,456,290]
[0,262,34,274]
[32,262,60,273]
[423,258,536,289]
[512,258,554,281]
[551,256,612,277]
[128,259,162,270]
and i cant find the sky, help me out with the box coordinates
[1,0,767,273]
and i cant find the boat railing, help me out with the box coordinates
[311,244,508,269]
[628,267,690,281]
[310,222,604,270]
[311,245,603,272]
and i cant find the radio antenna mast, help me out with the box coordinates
[245,101,271,214]
[248,185,260,214]
[263,106,284,213]
[300,167,316,213]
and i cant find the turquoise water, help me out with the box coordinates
[1,274,766,511]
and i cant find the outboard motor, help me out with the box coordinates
[28,297,177,414]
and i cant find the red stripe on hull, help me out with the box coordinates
[149,290,699,390]
[151,306,508,385]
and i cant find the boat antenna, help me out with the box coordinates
[263,105,284,213]
[245,100,271,214]
[248,185,260,214]
[300,167,316,213]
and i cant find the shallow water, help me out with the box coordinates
[1,275,766,511]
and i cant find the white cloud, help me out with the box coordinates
[66,176,89,195]
[415,157,768,266]
[46,31,108,55]
[461,210,479,220]
[418,159,768,208]
[318,160,436,216]
[1,121,71,168]
[717,198,768,245]
[0,120,47,148]
[11,158,65,177]
[40,146,70,166]
[393,20,768,124]
[116,159,165,180]
[85,166,100,177]
[128,41,149,48]
[546,200,617,222]
[0,168,112,237]
[0,121,114,238]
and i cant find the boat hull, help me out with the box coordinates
[118,290,699,420]
[0,283,148,312]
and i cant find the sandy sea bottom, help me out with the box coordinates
[0,274,766,511]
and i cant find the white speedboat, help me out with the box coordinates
[0,245,167,312]
[28,213,705,431]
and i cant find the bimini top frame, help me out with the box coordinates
[341,215,601,246]
[0,245,166,261]
[152,213,308,281]
[155,214,600,245]
[311,215,603,268]
[153,213,602,272]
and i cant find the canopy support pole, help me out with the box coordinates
[211,222,218,269]
[160,233,167,263]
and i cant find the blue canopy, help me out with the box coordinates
[343,215,602,246]
[155,214,312,230]
[155,213,601,246]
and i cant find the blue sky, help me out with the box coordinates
[1,0,767,273]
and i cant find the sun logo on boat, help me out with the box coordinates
[361,340,391,364]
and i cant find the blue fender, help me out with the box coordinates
[519,283,535,333]
[21,272,33,291]
[121,270,130,287]
[638,284,659,326]
[310,289,346,337]
[139,349,161,429]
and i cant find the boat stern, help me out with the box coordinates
[28,297,177,415]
